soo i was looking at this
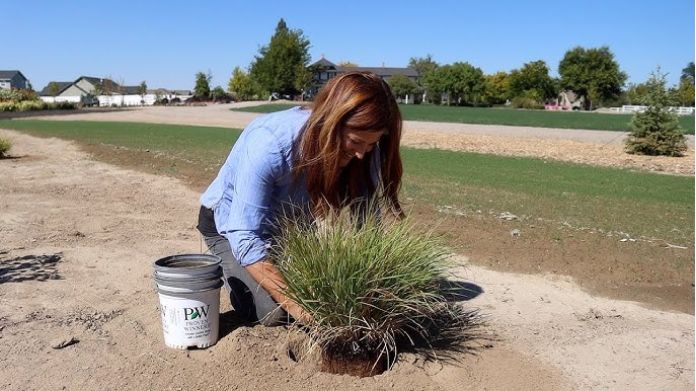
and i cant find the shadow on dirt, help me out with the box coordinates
[0,155,27,160]
[440,279,484,301]
[0,252,63,283]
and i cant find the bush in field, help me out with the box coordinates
[18,100,48,111]
[625,70,687,157]
[0,137,12,158]
[49,101,77,110]
[0,88,38,103]
[511,90,544,109]
[0,89,21,103]
[0,102,17,112]
[272,206,480,376]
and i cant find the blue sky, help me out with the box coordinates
[5,0,694,91]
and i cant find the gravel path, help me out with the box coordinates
[28,102,695,176]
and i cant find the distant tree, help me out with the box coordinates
[422,66,447,104]
[387,74,419,102]
[483,71,511,105]
[625,69,686,156]
[408,55,439,77]
[250,18,311,97]
[424,62,485,106]
[408,55,439,102]
[337,61,358,67]
[508,60,556,102]
[675,62,695,107]
[449,62,486,105]
[48,82,61,98]
[101,77,117,95]
[681,62,695,83]
[673,80,695,107]
[194,71,212,99]
[228,66,260,101]
[138,81,147,105]
[210,86,228,101]
[625,82,651,105]
[559,46,627,110]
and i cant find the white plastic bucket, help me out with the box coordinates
[154,254,223,349]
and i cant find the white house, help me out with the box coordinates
[38,76,191,106]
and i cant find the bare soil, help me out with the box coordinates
[0,106,694,390]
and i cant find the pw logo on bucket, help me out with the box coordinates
[184,305,210,320]
[154,254,223,349]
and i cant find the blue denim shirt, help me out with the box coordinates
[200,106,312,266]
[201,106,382,266]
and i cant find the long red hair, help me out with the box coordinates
[294,72,403,218]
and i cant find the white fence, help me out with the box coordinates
[609,105,695,116]
[39,96,81,103]
[41,93,192,107]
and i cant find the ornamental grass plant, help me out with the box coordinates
[271,204,480,376]
[0,137,11,158]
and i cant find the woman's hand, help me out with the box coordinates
[245,260,312,325]
[284,301,313,325]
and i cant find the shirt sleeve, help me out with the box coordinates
[221,127,284,266]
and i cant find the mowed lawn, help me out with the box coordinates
[2,119,693,249]
[232,103,696,134]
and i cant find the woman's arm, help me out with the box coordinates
[245,260,312,324]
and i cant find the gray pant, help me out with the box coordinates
[202,234,289,326]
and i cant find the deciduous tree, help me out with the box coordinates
[508,60,556,103]
[681,62,694,83]
[676,62,695,107]
[138,81,147,105]
[423,62,485,106]
[483,71,510,105]
[48,82,60,98]
[210,86,228,101]
[408,55,439,77]
[408,55,439,102]
[228,67,260,101]
[387,74,419,101]
[626,82,651,105]
[559,46,627,110]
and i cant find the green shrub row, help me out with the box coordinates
[0,100,77,112]
[0,89,38,103]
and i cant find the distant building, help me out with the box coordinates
[544,90,584,111]
[306,58,419,99]
[38,76,191,106]
[39,81,76,99]
[0,70,30,90]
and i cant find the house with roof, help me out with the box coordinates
[0,70,30,90]
[40,76,120,104]
[307,58,420,101]
[544,90,585,111]
[38,76,191,106]
[39,81,77,100]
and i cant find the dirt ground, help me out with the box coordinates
[0,106,694,390]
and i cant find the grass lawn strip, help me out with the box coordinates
[231,103,695,134]
[2,119,691,247]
